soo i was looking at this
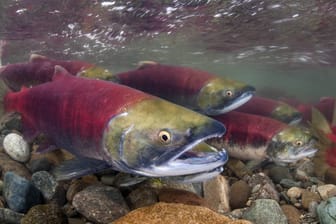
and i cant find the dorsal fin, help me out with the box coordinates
[137,60,158,69]
[29,54,48,63]
[52,65,72,81]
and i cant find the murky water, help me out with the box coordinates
[0,0,335,102]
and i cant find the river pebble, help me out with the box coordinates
[127,187,158,209]
[301,190,321,210]
[21,203,68,224]
[158,187,207,207]
[3,133,30,163]
[0,208,24,224]
[266,165,293,184]
[325,167,336,184]
[3,171,42,213]
[72,184,130,223]
[113,202,252,224]
[287,187,304,199]
[31,171,60,201]
[229,180,251,209]
[247,173,279,201]
[242,199,288,224]
[281,204,301,224]
[317,184,336,200]
[203,175,230,213]
[317,197,336,224]
[0,152,31,179]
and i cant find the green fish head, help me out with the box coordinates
[197,77,255,115]
[271,102,302,124]
[103,98,228,177]
[266,126,317,163]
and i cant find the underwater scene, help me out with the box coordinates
[0,0,335,223]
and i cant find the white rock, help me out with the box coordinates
[3,133,30,162]
[287,187,304,199]
[317,184,336,200]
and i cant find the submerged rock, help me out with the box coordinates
[127,187,158,209]
[0,208,24,224]
[317,184,336,200]
[3,172,42,213]
[242,199,287,224]
[0,152,31,179]
[31,171,59,201]
[21,204,68,224]
[113,202,252,224]
[3,133,30,163]
[203,175,230,213]
[281,204,301,224]
[72,184,129,223]
[229,180,251,209]
[317,197,336,224]
[158,188,207,207]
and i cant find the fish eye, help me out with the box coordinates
[295,140,303,146]
[158,130,171,144]
[225,90,233,97]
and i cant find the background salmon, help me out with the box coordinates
[115,61,255,115]
[207,111,317,163]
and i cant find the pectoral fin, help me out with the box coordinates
[52,157,112,180]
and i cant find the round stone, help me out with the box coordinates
[3,133,30,163]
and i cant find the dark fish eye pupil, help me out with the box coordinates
[162,135,168,141]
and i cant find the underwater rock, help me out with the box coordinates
[3,172,42,213]
[242,199,287,224]
[287,187,304,200]
[66,179,90,203]
[301,190,321,210]
[279,179,302,188]
[27,157,53,173]
[31,171,59,200]
[317,197,336,224]
[266,165,293,184]
[247,173,279,201]
[0,152,31,179]
[203,175,230,213]
[226,159,251,179]
[127,187,158,209]
[113,202,252,224]
[229,180,251,209]
[158,188,208,207]
[0,207,24,224]
[72,184,129,223]
[3,133,30,163]
[281,204,301,224]
[21,204,68,224]
[317,184,336,200]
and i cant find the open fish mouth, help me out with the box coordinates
[135,127,228,177]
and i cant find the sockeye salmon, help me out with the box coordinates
[207,111,317,163]
[0,54,115,91]
[114,61,255,115]
[235,96,302,124]
[0,66,228,180]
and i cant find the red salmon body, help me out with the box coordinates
[0,55,93,91]
[116,63,213,97]
[4,70,150,162]
[211,111,286,147]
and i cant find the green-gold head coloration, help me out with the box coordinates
[197,77,255,115]
[271,102,302,124]
[266,126,317,163]
[103,98,228,177]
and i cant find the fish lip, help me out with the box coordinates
[207,87,255,115]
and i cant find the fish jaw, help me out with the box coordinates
[266,126,318,163]
[103,98,227,177]
[197,77,255,115]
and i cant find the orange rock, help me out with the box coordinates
[112,202,252,224]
